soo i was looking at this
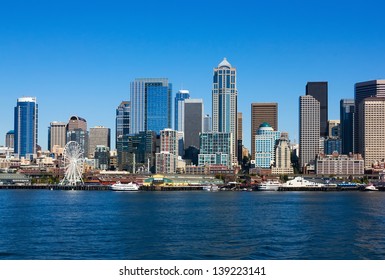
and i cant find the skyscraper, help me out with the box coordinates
[156,129,179,174]
[358,97,385,168]
[116,101,130,147]
[251,103,278,160]
[5,130,14,149]
[340,99,355,154]
[212,58,237,164]
[299,95,320,172]
[254,123,280,168]
[88,126,111,158]
[237,112,243,163]
[183,99,203,149]
[14,97,38,157]
[48,122,66,151]
[130,78,172,134]
[67,115,88,157]
[203,114,212,132]
[198,132,233,168]
[354,80,385,152]
[306,82,328,138]
[174,90,190,131]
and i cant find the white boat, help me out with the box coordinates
[203,184,219,191]
[110,181,140,191]
[364,185,378,191]
[282,177,325,188]
[257,180,282,191]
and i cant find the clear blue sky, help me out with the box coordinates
[1,0,384,151]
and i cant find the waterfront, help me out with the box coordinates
[1,190,385,260]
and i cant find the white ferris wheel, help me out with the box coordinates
[60,141,85,186]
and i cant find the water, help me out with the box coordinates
[1,190,385,260]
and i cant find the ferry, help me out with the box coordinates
[110,181,140,191]
[282,177,325,188]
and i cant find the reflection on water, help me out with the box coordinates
[1,190,385,259]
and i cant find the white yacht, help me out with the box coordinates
[282,177,325,188]
[203,184,219,191]
[257,180,282,191]
[110,181,140,191]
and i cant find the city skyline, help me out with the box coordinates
[1,0,385,151]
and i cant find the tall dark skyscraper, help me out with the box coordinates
[14,97,38,157]
[354,80,385,153]
[116,101,130,147]
[183,99,203,149]
[340,99,354,154]
[306,82,328,138]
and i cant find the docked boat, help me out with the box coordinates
[257,180,282,191]
[110,181,140,191]
[203,184,219,191]
[282,177,325,188]
[364,185,379,191]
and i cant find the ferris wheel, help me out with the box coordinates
[60,141,85,186]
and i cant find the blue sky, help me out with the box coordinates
[1,0,384,151]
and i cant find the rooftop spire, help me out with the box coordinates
[218,57,231,68]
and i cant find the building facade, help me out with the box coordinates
[358,97,385,168]
[174,90,190,131]
[272,135,294,174]
[306,82,328,138]
[254,123,280,169]
[203,114,212,132]
[5,130,14,149]
[88,126,111,158]
[316,153,364,175]
[116,101,130,148]
[14,97,38,157]
[94,145,110,170]
[48,122,66,152]
[299,95,320,172]
[251,103,278,160]
[324,138,342,155]
[354,80,385,153]
[340,99,355,154]
[130,78,172,134]
[183,99,203,150]
[198,132,233,168]
[212,58,237,164]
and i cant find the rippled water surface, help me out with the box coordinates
[1,190,385,260]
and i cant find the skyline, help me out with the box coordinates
[1,0,385,151]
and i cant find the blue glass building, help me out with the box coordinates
[340,99,354,154]
[255,123,280,168]
[130,78,172,135]
[116,101,130,147]
[174,90,190,131]
[14,97,38,157]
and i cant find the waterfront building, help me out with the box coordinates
[14,97,38,158]
[94,145,110,170]
[254,123,280,169]
[156,129,179,174]
[88,126,111,158]
[324,138,342,155]
[48,122,66,152]
[5,130,14,149]
[299,95,320,173]
[358,97,385,168]
[316,153,364,175]
[251,103,278,160]
[306,82,328,138]
[116,131,157,172]
[203,114,212,132]
[116,101,130,148]
[354,80,385,152]
[174,90,190,131]
[130,78,172,134]
[198,132,233,168]
[212,58,237,164]
[328,120,340,138]
[272,134,294,174]
[184,99,203,150]
[340,99,355,154]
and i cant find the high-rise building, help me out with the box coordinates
[67,116,88,157]
[212,58,237,164]
[198,132,233,168]
[183,99,203,149]
[203,114,212,132]
[306,82,328,137]
[327,120,340,138]
[272,134,294,175]
[156,129,178,174]
[116,101,130,148]
[88,126,111,158]
[14,97,38,157]
[251,103,278,160]
[237,112,243,163]
[299,95,320,172]
[48,122,66,151]
[130,78,172,134]
[254,123,280,168]
[340,99,355,154]
[324,138,342,155]
[174,90,190,131]
[94,145,110,170]
[358,97,385,168]
[354,80,385,152]
[5,130,14,149]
